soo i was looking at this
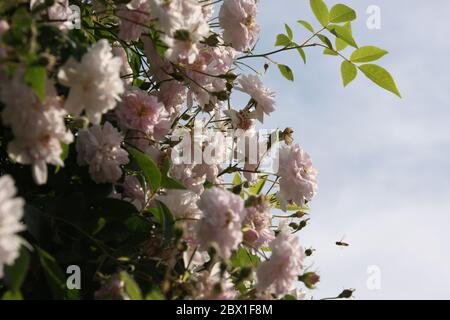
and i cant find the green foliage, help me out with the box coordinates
[129,148,161,193]
[329,4,356,23]
[4,247,30,293]
[359,64,401,97]
[278,64,294,81]
[350,46,389,63]
[310,0,330,27]
[297,20,314,33]
[341,61,357,87]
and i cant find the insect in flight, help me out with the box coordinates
[336,235,350,247]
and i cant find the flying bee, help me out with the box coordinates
[335,235,349,247]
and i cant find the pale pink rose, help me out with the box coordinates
[197,263,236,300]
[256,226,305,296]
[58,40,124,125]
[76,122,129,184]
[0,20,9,58]
[94,273,128,300]
[115,87,171,141]
[276,143,318,211]
[169,163,206,195]
[123,175,146,209]
[185,45,237,108]
[237,74,275,123]
[169,125,226,193]
[196,187,245,259]
[219,0,261,52]
[0,72,73,185]
[223,109,254,131]
[142,36,186,114]
[111,43,133,84]
[31,0,75,31]
[118,0,151,41]
[0,175,25,278]
[0,20,9,38]
[160,0,210,64]
[243,197,274,249]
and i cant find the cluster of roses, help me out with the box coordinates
[0,0,318,299]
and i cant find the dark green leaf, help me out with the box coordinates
[317,34,333,49]
[149,201,175,247]
[4,247,30,292]
[36,247,80,300]
[278,64,294,81]
[129,148,161,193]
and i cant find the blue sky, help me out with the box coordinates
[250,0,450,299]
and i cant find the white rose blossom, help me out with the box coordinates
[256,225,305,296]
[76,122,129,184]
[0,72,73,185]
[237,74,276,123]
[276,143,318,211]
[0,175,25,278]
[58,39,124,124]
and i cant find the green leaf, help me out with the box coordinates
[358,64,401,97]
[232,172,242,186]
[129,148,161,193]
[297,47,307,64]
[335,38,348,51]
[297,20,314,33]
[36,247,80,300]
[146,288,165,300]
[119,271,142,300]
[277,64,294,81]
[124,215,151,234]
[316,34,333,49]
[231,248,260,268]
[323,48,338,56]
[310,0,329,27]
[275,34,291,47]
[2,291,23,300]
[335,22,351,51]
[285,24,293,40]
[350,46,389,63]
[23,66,46,102]
[249,175,267,195]
[60,142,69,162]
[341,61,357,87]
[4,247,30,292]
[329,4,356,23]
[328,24,357,48]
[149,201,175,247]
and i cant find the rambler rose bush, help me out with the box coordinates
[0,0,399,300]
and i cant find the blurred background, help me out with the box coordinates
[248,0,450,299]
